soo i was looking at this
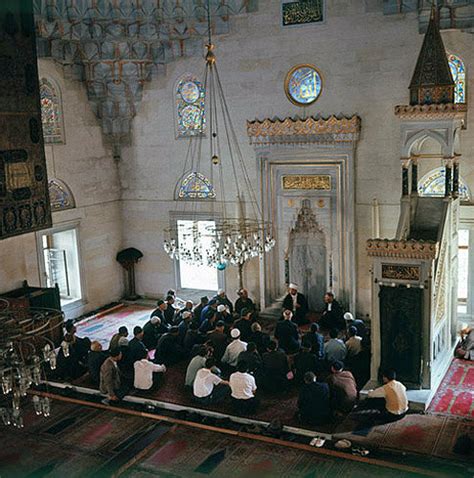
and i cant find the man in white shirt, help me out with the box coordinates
[193,357,230,404]
[229,360,258,414]
[133,349,166,390]
[359,369,408,423]
[222,328,247,370]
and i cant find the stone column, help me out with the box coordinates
[411,157,418,196]
[444,158,453,197]
[402,159,410,196]
[452,159,460,198]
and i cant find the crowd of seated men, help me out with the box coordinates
[56,286,408,428]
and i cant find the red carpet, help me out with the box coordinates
[429,358,474,417]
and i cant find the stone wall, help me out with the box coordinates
[119,0,473,316]
[0,59,124,317]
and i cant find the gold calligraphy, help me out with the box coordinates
[6,162,32,191]
[282,0,323,26]
[381,264,421,281]
[282,175,331,190]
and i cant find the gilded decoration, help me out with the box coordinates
[381,264,421,281]
[394,103,467,120]
[282,175,331,190]
[6,163,33,191]
[247,115,361,145]
[366,239,437,260]
[282,0,324,27]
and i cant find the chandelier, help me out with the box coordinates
[0,300,64,427]
[163,4,275,284]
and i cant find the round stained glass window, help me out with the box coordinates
[285,64,323,106]
[180,81,201,104]
[180,105,202,130]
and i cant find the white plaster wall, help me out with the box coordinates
[0,59,124,317]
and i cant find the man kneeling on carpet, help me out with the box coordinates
[193,357,230,405]
[100,348,129,404]
[358,368,408,423]
[134,348,167,391]
[229,360,259,414]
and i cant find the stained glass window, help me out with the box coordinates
[285,65,322,106]
[40,78,65,143]
[447,54,466,104]
[418,167,470,201]
[49,179,75,211]
[175,74,205,138]
[177,172,215,200]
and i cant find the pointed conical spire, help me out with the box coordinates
[409,7,455,105]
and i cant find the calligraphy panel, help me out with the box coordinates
[381,264,421,281]
[282,0,324,27]
[282,175,331,190]
[0,0,52,240]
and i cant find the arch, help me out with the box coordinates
[40,77,65,144]
[176,172,215,200]
[418,167,471,201]
[48,179,76,211]
[447,53,466,104]
[406,129,448,157]
[175,73,205,138]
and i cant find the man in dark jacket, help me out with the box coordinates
[208,321,228,361]
[282,283,308,325]
[261,340,290,392]
[298,372,331,425]
[320,292,345,331]
[154,327,184,366]
[143,316,168,349]
[193,296,209,324]
[237,342,262,375]
[293,341,319,383]
[249,322,271,355]
[88,341,108,385]
[129,326,148,364]
[302,323,325,360]
[235,288,255,316]
[233,308,253,342]
[275,310,300,354]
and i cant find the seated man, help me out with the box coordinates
[261,340,291,393]
[109,326,128,351]
[154,327,183,366]
[456,328,474,361]
[208,321,228,362]
[326,360,357,415]
[302,323,324,360]
[293,341,319,383]
[298,372,331,425]
[177,311,193,344]
[234,288,255,316]
[100,348,127,404]
[164,295,177,324]
[129,326,148,364]
[143,316,168,350]
[193,357,230,405]
[134,349,166,390]
[57,333,88,380]
[250,322,270,356]
[193,296,209,324]
[362,369,408,422]
[150,299,167,323]
[282,283,308,325]
[275,310,300,354]
[222,328,247,370]
[214,289,234,315]
[345,326,362,357]
[324,329,347,364]
[185,345,209,387]
[65,320,91,363]
[233,308,253,342]
[229,360,258,414]
[88,341,108,385]
[183,321,205,355]
[237,342,262,375]
[199,311,218,334]
[320,292,345,331]
[344,312,368,347]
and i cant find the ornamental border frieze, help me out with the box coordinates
[366,238,438,260]
[394,103,467,120]
[246,115,361,145]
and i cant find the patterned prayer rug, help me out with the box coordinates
[76,304,154,347]
[428,358,474,418]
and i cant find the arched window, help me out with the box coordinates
[447,53,466,104]
[49,179,75,211]
[175,74,205,138]
[177,172,215,200]
[418,167,470,201]
[40,78,65,143]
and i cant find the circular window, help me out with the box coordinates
[285,64,323,106]
[180,81,201,104]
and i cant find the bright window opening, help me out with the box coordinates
[40,228,82,307]
[177,219,218,291]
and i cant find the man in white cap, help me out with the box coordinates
[222,328,247,370]
[214,289,234,314]
[216,304,232,325]
[282,283,309,325]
